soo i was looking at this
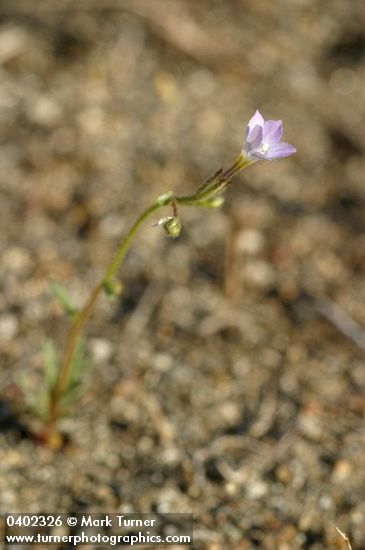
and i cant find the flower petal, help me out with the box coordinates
[243,125,263,158]
[246,124,262,145]
[262,120,282,144]
[265,142,297,159]
[246,110,264,139]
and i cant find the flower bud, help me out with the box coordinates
[102,278,123,300]
[156,191,173,206]
[198,196,224,208]
[158,216,182,239]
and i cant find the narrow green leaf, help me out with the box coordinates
[28,391,50,421]
[50,281,78,318]
[42,339,59,390]
[57,338,89,411]
[59,385,85,412]
[68,338,88,390]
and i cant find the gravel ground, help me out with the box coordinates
[1,1,365,548]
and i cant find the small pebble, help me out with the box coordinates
[0,314,18,341]
[89,338,114,363]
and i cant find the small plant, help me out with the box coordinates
[35,110,296,448]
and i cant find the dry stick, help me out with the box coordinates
[1,0,236,64]
[336,527,353,550]
[224,212,242,300]
[315,298,365,353]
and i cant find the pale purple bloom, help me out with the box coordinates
[242,110,296,161]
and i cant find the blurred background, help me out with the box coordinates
[1,0,365,548]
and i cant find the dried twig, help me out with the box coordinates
[0,0,237,64]
[336,527,353,550]
[249,385,278,438]
[140,389,176,446]
[315,298,365,353]
[123,0,233,64]
[224,213,243,301]
[121,282,164,341]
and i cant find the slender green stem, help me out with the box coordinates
[103,201,164,285]
[46,199,168,434]
[45,173,237,441]
[175,185,224,205]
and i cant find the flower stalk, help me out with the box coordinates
[45,199,169,441]
[44,190,215,442]
[43,110,296,447]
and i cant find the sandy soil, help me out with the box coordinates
[1,1,365,548]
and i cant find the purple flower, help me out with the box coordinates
[242,110,296,161]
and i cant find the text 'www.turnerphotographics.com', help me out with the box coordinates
[2,514,193,546]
